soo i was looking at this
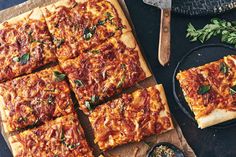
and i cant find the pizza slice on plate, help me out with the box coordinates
[0,66,74,133]
[61,32,151,114]
[89,85,173,151]
[41,0,131,61]
[0,7,56,82]
[177,55,236,129]
[9,113,94,157]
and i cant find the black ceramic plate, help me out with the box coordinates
[173,44,236,129]
[172,0,236,16]
[146,142,185,157]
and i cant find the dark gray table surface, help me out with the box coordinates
[1,0,236,157]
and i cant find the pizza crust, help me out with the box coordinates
[197,109,236,129]
[106,0,132,32]
[120,32,152,78]
[0,7,43,29]
[8,135,25,157]
[0,95,12,134]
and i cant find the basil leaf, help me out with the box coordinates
[83,27,95,40]
[47,95,55,105]
[91,49,100,54]
[117,75,125,88]
[197,85,211,95]
[91,95,99,104]
[12,56,20,62]
[53,71,66,82]
[17,116,27,123]
[20,53,30,65]
[230,85,236,95]
[74,79,84,87]
[54,38,65,48]
[106,12,113,21]
[85,101,93,111]
[220,62,228,74]
[97,20,105,26]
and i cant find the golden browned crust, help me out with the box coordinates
[9,113,94,157]
[61,32,151,114]
[89,84,173,151]
[0,66,74,133]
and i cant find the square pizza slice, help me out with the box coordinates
[89,84,174,151]
[0,66,74,133]
[41,0,131,61]
[0,7,56,82]
[9,113,94,157]
[176,57,236,129]
[61,32,151,114]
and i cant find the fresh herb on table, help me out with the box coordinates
[187,18,236,47]
[198,85,211,95]
[230,85,236,95]
[53,71,66,82]
[13,53,30,65]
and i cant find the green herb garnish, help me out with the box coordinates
[12,56,20,62]
[187,18,236,46]
[60,129,80,149]
[83,27,96,40]
[91,95,99,104]
[230,85,236,95]
[91,49,100,54]
[13,53,30,65]
[106,12,113,21]
[85,101,93,111]
[197,85,211,95]
[220,62,228,74]
[74,79,84,87]
[17,116,27,123]
[53,71,66,82]
[47,95,55,105]
[53,38,65,48]
[117,75,125,88]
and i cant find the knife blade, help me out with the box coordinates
[143,0,172,66]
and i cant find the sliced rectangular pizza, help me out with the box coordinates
[89,85,174,151]
[0,66,74,133]
[0,7,56,82]
[176,55,236,129]
[9,113,94,157]
[41,0,131,61]
[61,32,151,114]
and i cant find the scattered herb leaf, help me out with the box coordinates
[186,18,236,47]
[97,20,106,26]
[20,53,30,64]
[17,116,27,123]
[74,79,84,87]
[197,85,211,95]
[85,101,93,111]
[53,71,66,82]
[230,85,236,95]
[91,95,99,104]
[47,95,55,105]
[83,27,96,40]
[106,12,113,21]
[12,56,20,62]
[117,75,125,88]
[91,49,100,54]
[219,62,228,74]
[54,38,65,48]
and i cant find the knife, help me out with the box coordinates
[143,0,171,66]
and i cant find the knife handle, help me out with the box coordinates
[158,8,171,66]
